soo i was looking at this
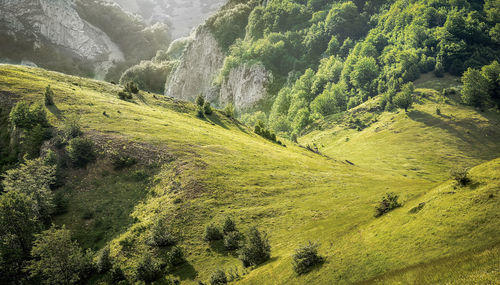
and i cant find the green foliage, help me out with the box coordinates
[224,103,236,118]
[66,137,96,168]
[134,253,162,283]
[2,158,56,221]
[96,246,112,274]
[166,246,185,267]
[375,193,402,217]
[238,227,270,267]
[450,167,470,186]
[224,231,243,251]
[196,94,206,107]
[0,191,41,282]
[124,81,139,94]
[24,123,52,158]
[44,85,54,106]
[112,153,137,170]
[204,102,213,115]
[254,120,277,142]
[222,217,237,234]
[209,269,228,285]
[118,91,132,100]
[148,216,176,247]
[205,224,223,242]
[27,226,92,285]
[461,68,491,108]
[9,101,49,130]
[119,61,176,94]
[394,83,415,112]
[350,57,379,96]
[62,114,82,140]
[292,242,324,275]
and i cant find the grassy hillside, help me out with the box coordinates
[0,64,499,284]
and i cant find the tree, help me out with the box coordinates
[481,61,500,107]
[9,101,49,130]
[222,217,237,234]
[148,216,176,247]
[350,57,379,96]
[44,85,55,106]
[209,269,227,285]
[394,82,414,112]
[461,68,490,108]
[238,227,271,267]
[134,253,161,283]
[27,226,91,285]
[96,246,112,274]
[66,137,96,168]
[2,158,56,221]
[196,94,205,107]
[0,192,41,282]
[292,242,324,275]
[375,193,402,217]
[204,224,223,242]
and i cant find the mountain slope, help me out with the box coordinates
[1,64,499,284]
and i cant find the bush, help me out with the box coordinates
[124,81,139,94]
[112,153,137,170]
[96,246,112,274]
[204,224,223,242]
[148,217,176,247]
[118,90,133,100]
[134,254,161,283]
[238,227,270,267]
[166,246,185,267]
[63,115,82,140]
[436,107,441,115]
[66,137,96,167]
[224,231,243,251]
[196,94,205,107]
[196,107,205,118]
[450,167,470,186]
[224,103,235,118]
[374,192,402,217]
[9,101,49,130]
[44,85,54,106]
[222,217,237,234]
[204,102,213,115]
[292,242,324,275]
[209,269,227,285]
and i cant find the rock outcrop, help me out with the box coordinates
[220,62,272,110]
[164,25,225,102]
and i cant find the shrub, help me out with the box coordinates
[224,103,235,118]
[44,85,54,106]
[209,269,227,285]
[166,246,185,267]
[112,153,137,170]
[436,107,441,115]
[124,81,139,94]
[224,231,243,251]
[204,224,223,242]
[148,217,176,247]
[204,102,213,115]
[450,167,470,186]
[96,246,112,273]
[63,114,82,140]
[134,254,161,283]
[238,227,270,267]
[374,192,402,217]
[292,242,324,275]
[222,217,236,234]
[394,83,414,112]
[196,107,205,118]
[9,101,49,130]
[196,94,205,107]
[66,137,96,167]
[118,91,132,100]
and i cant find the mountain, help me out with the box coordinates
[113,0,226,39]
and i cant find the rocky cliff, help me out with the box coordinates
[164,26,225,102]
[0,0,124,78]
[165,25,271,110]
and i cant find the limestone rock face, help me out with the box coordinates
[164,25,225,102]
[0,0,114,59]
[220,62,272,110]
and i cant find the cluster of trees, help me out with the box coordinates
[196,95,214,118]
[461,60,500,109]
[210,0,499,136]
[204,217,271,267]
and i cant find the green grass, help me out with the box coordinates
[1,65,499,284]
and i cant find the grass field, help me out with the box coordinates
[1,65,499,284]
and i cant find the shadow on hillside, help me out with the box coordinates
[170,261,198,281]
[206,113,229,129]
[47,104,63,120]
[207,240,239,258]
[407,110,471,144]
